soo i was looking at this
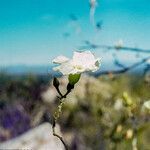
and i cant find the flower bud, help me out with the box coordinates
[53,77,60,89]
[122,92,133,107]
[67,83,74,92]
[116,125,122,133]
[126,129,133,139]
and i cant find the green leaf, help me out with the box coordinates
[68,74,81,85]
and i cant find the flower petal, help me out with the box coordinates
[52,55,69,64]
[73,51,97,67]
[53,61,74,75]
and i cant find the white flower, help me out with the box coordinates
[89,0,98,25]
[146,59,150,64]
[143,100,150,110]
[52,51,100,75]
[90,0,97,8]
[115,39,123,49]
[114,99,123,111]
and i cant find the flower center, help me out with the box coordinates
[73,65,83,70]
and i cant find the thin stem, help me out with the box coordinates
[56,87,63,97]
[52,120,69,150]
[52,89,72,150]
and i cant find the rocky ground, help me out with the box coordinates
[0,123,64,150]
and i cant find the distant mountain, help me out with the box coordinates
[0,63,112,75]
[0,65,54,75]
[0,62,146,76]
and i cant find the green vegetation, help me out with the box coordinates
[0,73,150,149]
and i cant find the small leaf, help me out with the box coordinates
[68,74,81,85]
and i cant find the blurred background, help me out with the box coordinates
[0,0,150,149]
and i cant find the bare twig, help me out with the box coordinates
[79,41,150,77]
[52,119,69,150]
[79,41,150,53]
[95,56,150,77]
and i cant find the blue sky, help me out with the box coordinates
[0,0,150,66]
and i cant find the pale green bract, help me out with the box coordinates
[143,100,150,110]
[68,74,81,85]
